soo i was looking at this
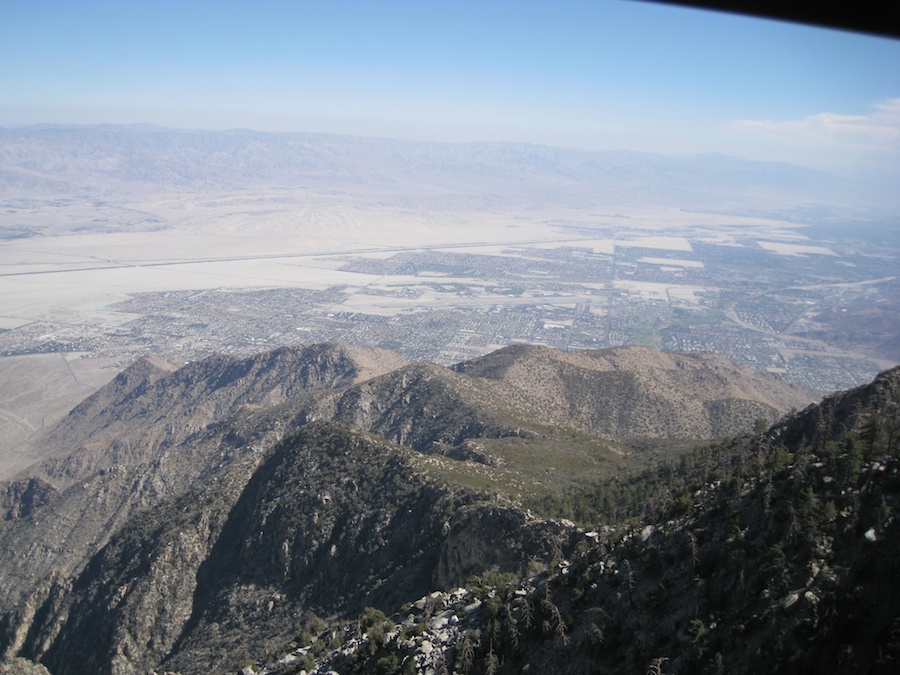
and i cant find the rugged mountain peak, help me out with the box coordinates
[0,343,409,619]
[63,353,177,421]
[27,342,405,487]
[125,353,178,378]
[154,340,405,408]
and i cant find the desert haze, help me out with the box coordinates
[0,125,898,476]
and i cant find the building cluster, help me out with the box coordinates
[0,242,893,394]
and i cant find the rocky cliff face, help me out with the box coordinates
[0,343,830,674]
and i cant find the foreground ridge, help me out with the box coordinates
[2,344,883,675]
[255,366,900,674]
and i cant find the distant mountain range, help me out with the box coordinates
[0,342,838,673]
[0,124,868,210]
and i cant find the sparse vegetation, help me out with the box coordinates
[240,364,900,674]
[0,344,896,675]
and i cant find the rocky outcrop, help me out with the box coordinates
[435,505,570,589]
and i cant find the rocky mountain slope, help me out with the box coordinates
[31,342,406,486]
[5,423,572,674]
[0,343,404,614]
[240,366,900,675]
[0,342,826,673]
[453,344,808,439]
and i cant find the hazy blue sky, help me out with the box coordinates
[2,0,898,173]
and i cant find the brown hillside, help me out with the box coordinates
[454,344,817,438]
